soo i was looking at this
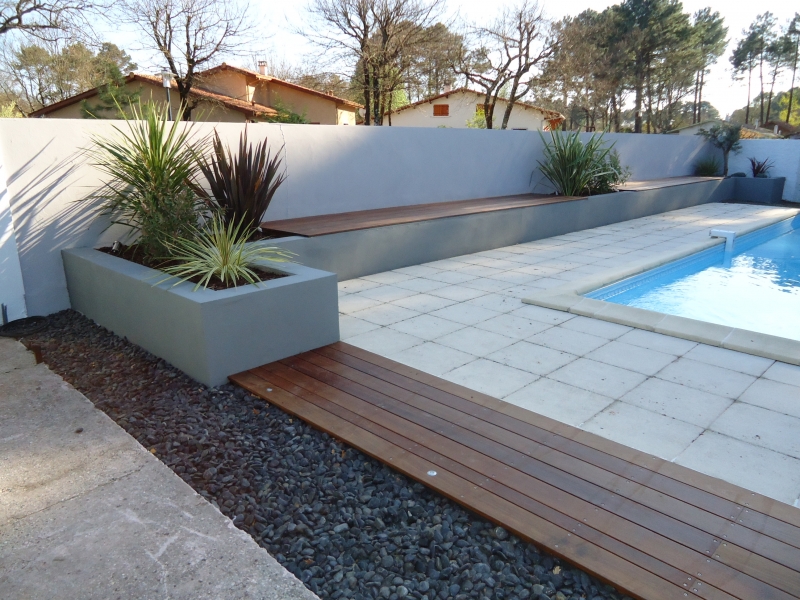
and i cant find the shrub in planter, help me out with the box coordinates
[193,128,285,235]
[87,102,207,262]
[749,157,774,178]
[159,214,293,291]
[695,123,741,176]
[538,130,629,196]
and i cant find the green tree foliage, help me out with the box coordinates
[2,41,136,113]
[539,0,726,134]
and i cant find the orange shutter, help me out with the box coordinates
[433,104,449,116]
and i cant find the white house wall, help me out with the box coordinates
[0,118,796,317]
[389,92,548,130]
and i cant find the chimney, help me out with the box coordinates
[257,60,267,76]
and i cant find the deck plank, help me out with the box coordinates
[230,343,800,600]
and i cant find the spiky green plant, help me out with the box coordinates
[193,128,286,234]
[537,130,616,197]
[159,214,294,291]
[694,156,722,176]
[88,102,206,260]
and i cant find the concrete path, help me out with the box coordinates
[338,203,800,507]
[0,338,317,600]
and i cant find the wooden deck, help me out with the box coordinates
[261,177,721,237]
[231,342,800,600]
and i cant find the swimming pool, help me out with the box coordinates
[586,216,800,341]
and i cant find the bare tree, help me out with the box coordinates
[453,0,554,130]
[0,0,94,39]
[119,0,253,118]
[304,0,445,125]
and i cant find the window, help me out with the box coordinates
[433,104,449,117]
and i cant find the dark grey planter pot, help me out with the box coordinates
[62,248,339,387]
[733,177,786,203]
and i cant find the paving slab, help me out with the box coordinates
[0,338,317,600]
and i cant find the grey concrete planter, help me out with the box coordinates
[733,177,786,203]
[62,248,339,387]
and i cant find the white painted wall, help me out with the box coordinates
[0,118,797,317]
[0,161,26,321]
[389,91,551,130]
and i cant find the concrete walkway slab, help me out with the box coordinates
[0,338,317,600]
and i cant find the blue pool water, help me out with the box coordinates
[586,216,800,341]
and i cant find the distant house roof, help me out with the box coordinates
[200,63,363,110]
[29,73,280,119]
[664,119,720,134]
[389,87,565,123]
[29,64,362,118]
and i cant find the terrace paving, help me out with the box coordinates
[337,203,800,507]
[0,338,318,600]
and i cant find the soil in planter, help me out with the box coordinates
[98,244,286,291]
[24,310,628,600]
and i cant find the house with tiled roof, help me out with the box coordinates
[29,63,362,125]
[386,87,564,130]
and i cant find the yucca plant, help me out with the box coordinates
[159,214,294,291]
[88,102,207,261]
[193,128,286,234]
[537,130,616,197]
[694,156,722,176]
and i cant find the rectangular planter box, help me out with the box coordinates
[733,177,786,203]
[62,248,340,387]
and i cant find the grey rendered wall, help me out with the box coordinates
[272,179,733,280]
[62,248,339,386]
[0,117,792,317]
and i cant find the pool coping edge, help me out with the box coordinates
[522,209,800,366]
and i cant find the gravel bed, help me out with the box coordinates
[25,310,628,600]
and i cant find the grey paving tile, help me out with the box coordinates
[361,271,414,284]
[464,293,521,313]
[338,278,381,293]
[586,341,677,376]
[761,362,800,387]
[616,329,697,356]
[487,341,576,376]
[338,294,383,314]
[429,303,501,326]
[710,403,800,459]
[350,303,420,326]
[527,326,608,356]
[509,305,575,325]
[421,270,478,284]
[346,328,423,355]
[657,358,756,399]
[442,359,538,398]
[474,314,553,339]
[739,378,800,419]
[391,293,456,314]
[356,285,419,303]
[559,315,632,339]
[674,431,800,505]
[390,342,475,376]
[684,344,774,377]
[503,378,613,426]
[620,378,732,428]
[548,358,647,399]
[339,315,380,340]
[582,402,703,460]
[391,277,450,293]
[436,327,516,357]
[428,285,487,302]
[388,314,464,340]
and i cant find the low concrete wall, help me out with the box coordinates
[62,248,339,386]
[272,179,734,281]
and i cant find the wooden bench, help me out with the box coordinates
[232,342,800,600]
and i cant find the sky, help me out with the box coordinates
[110,0,799,119]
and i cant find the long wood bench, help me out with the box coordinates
[232,342,800,600]
[261,177,721,238]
